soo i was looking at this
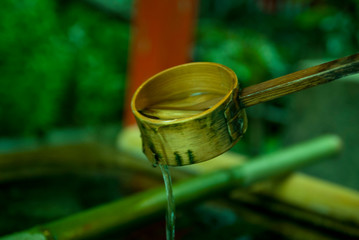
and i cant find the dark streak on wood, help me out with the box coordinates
[187,150,195,164]
[239,53,359,108]
[148,141,161,165]
[174,151,183,166]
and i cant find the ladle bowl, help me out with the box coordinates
[132,62,247,166]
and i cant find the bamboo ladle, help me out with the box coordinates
[132,53,359,166]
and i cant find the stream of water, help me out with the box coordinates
[140,91,226,239]
[159,164,176,240]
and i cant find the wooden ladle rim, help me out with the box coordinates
[131,62,239,125]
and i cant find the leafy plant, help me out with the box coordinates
[0,0,130,136]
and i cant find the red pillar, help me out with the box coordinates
[124,0,199,126]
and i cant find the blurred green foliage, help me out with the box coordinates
[195,0,359,85]
[196,21,286,86]
[0,0,129,136]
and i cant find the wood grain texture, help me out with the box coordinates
[240,53,359,108]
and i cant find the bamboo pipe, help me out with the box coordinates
[228,191,359,239]
[245,173,359,228]
[0,143,155,182]
[0,135,341,240]
[132,53,359,166]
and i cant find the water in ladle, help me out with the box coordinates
[139,91,225,120]
[159,164,176,240]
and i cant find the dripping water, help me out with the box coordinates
[140,92,225,239]
[159,164,176,240]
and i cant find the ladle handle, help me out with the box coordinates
[239,53,359,108]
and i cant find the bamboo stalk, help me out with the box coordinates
[223,192,358,240]
[249,173,359,226]
[229,192,359,238]
[0,135,341,240]
[0,142,164,182]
